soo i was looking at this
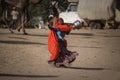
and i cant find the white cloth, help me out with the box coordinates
[39,21,45,29]
[11,10,19,20]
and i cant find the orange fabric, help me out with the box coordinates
[55,18,73,32]
[48,30,60,60]
[55,24,73,32]
[48,18,74,61]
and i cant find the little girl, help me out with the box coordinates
[48,18,81,67]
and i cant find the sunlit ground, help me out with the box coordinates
[0,28,120,80]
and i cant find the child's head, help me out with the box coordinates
[56,18,64,25]
[12,6,16,10]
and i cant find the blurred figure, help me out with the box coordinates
[10,6,19,30]
[47,18,81,67]
[38,20,45,29]
[49,0,61,25]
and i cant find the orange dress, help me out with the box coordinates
[48,23,73,61]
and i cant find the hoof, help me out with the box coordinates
[10,31,14,33]
[17,29,20,32]
[23,32,28,35]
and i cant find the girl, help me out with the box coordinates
[48,18,80,67]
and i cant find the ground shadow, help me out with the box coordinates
[0,73,58,78]
[12,33,48,37]
[69,45,102,49]
[103,35,120,37]
[64,66,110,70]
[28,34,48,37]
[70,33,94,36]
[81,37,93,38]
[0,40,47,45]
[0,33,10,35]
[8,37,28,40]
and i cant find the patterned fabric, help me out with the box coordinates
[54,40,78,67]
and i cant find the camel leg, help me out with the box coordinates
[22,13,27,35]
[17,13,27,35]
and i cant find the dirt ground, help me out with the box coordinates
[0,28,120,80]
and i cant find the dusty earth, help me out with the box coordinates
[0,28,120,80]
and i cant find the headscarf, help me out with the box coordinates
[55,18,64,25]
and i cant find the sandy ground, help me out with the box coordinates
[0,28,120,80]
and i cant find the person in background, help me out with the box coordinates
[10,6,19,30]
[49,0,61,25]
[47,18,81,67]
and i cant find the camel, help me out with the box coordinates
[0,0,43,34]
